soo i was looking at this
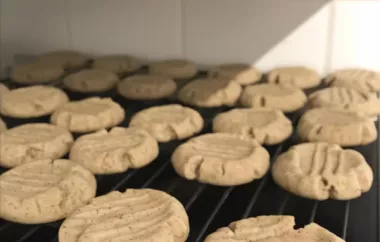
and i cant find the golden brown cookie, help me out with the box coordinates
[11,62,64,85]
[149,59,197,80]
[272,142,373,200]
[0,118,6,133]
[209,63,262,85]
[267,66,321,89]
[92,55,141,76]
[37,50,89,70]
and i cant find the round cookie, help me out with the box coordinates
[129,104,204,142]
[308,86,380,116]
[267,66,321,89]
[213,108,292,145]
[149,59,197,80]
[272,142,373,200]
[11,62,64,85]
[178,78,242,107]
[0,85,69,118]
[51,97,125,133]
[0,83,9,96]
[69,127,159,174]
[59,188,189,242]
[172,133,270,186]
[117,75,177,100]
[37,50,89,70]
[325,68,380,93]
[209,63,262,85]
[240,83,307,112]
[0,159,96,224]
[205,215,344,242]
[63,69,119,93]
[0,118,6,133]
[297,108,377,146]
[92,55,141,76]
[0,123,73,168]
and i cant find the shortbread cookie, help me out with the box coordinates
[0,85,69,118]
[117,75,177,100]
[11,62,64,84]
[37,50,89,70]
[209,63,262,85]
[0,83,9,96]
[70,127,159,174]
[178,78,242,107]
[325,68,380,93]
[51,97,125,133]
[0,159,96,224]
[267,66,321,89]
[129,104,203,142]
[240,84,307,112]
[149,59,197,80]
[172,133,270,186]
[92,55,141,76]
[308,86,380,116]
[63,69,119,93]
[59,189,189,242]
[213,108,292,145]
[205,215,344,242]
[272,142,373,200]
[0,118,6,133]
[297,108,377,146]
[0,123,73,168]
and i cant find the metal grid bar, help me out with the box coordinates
[341,202,350,240]
[185,185,207,210]
[16,226,41,242]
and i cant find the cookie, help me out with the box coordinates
[51,97,125,133]
[0,83,9,96]
[0,159,96,224]
[240,83,307,112]
[205,215,344,242]
[297,108,377,146]
[117,75,177,100]
[129,104,204,142]
[213,108,292,145]
[0,85,69,118]
[308,86,380,116]
[59,188,189,242]
[272,142,373,200]
[37,50,89,70]
[69,127,159,174]
[178,78,242,107]
[0,123,73,168]
[92,55,141,76]
[0,118,6,133]
[325,68,380,93]
[267,66,321,89]
[11,62,64,85]
[63,69,119,93]
[209,63,262,85]
[149,59,197,80]
[172,133,270,186]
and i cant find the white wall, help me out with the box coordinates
[1,0,380,78]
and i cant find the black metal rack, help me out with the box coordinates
[0,71,379,242]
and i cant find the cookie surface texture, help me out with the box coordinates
[308,86,380,116]
[149,59,197,80]
[70,127,159,174]
[209,63,262,85]
[0,118,6,133]
[117,75,177,100]
[325,68,380,93]
[0,159,96,224]
[129,104,204,142]
[267,66,321,89]
[37,50,89,70]
[59,188,189,242]
[297,108,377,146]
[172,133,270,186]
[11,62,64,84]
[240,83,307,112]
[204,215,344,242]
[213,108,292,145]
[0,85,69,118]
[0,123,73,168]
[63,69,119,93]
[272,142,373,200]
[51,97,125,133]
[178,78,242,107]
[92,55,141,75]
